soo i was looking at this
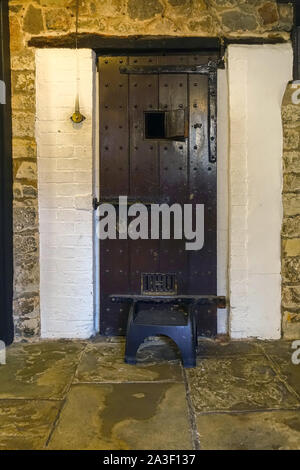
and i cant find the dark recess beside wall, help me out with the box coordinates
[0,0,14,345]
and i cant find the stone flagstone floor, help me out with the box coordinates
[0,337,300,450]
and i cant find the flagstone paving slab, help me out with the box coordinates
[47,383,192,450]
[0,399,61,450]
[75,342,182,383]
[257,341,300,398]
[0,340,86,399]
[267,355,300,398]
[196,411,300,450]
[187,355,300,412]
[258,340,294,358]
[197,339,261,357]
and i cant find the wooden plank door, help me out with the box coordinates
[98,54,217,336]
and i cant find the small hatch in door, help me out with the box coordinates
[144,109,188,141]
[145,111,165,139]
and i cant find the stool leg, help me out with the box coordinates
[192,310,198,350]
[169,329,196,369]
[182,336,196,368]
[181,304,197,368]
[124,301,145,365]
[125,333,145,365]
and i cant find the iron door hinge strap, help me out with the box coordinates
[119,61,221,75]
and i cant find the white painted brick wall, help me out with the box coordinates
[217,69,229,334]
[36,49,96,338]
[227,44,293,339]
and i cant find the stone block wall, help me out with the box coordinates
[9,0,293,40]
[282,84,300,339]
[8,0,294,339]
[10,24,39,339]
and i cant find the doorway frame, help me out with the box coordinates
[95,40,222,336]
[0,0,14,345]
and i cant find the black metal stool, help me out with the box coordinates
[110,294,226,369]
[124,300,197,368]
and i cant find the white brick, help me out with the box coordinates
[38,159,57,172]
[57,159,92,171]
[39,171,74,183]
[45,246,92,259]
[41,320,94,339]
[42,234,92,247]
[74,195,92,210]
[41,296,93,312]
[38,183,56,199]
[39,209,57,223]
[39,222,75,234]
[74,220,93,234]
[40,270,91,285]
[73,171,92,183]
[74,146,93,158]
[36,106,73,121]
[37,120,76,134]
[45,283,93,297]
[36,132,57,146]
[38,144,74,159]
[56,209,91,222]
[55,183,90,197]
[56,132,92,146]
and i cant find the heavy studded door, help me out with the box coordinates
[98,54,217,336]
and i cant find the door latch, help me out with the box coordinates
[92,197,100,210]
